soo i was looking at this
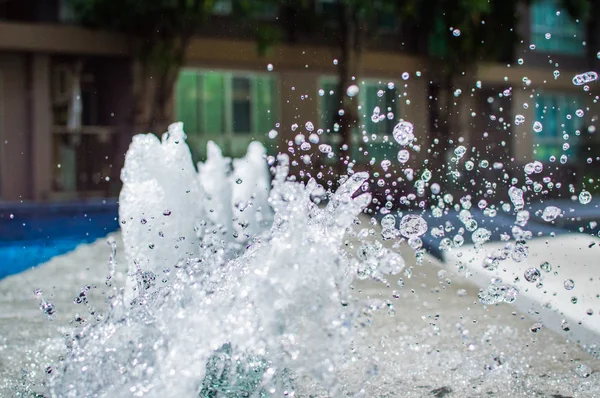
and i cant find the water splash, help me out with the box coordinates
[44,124,407,397]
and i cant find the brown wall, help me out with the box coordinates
[0,53,30,201]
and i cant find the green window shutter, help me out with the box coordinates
[321,82,340,132]
[253,76,277,137]
[203,72,226,135]
[364,85,380,136]
[176,70,200,134]
[531,0,584,56]
[428,14,448,58]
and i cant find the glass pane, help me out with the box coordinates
[232,77,251,134]
[175,71,200,134]
[203,72,225,135]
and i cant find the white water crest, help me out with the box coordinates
[46,123,405,397]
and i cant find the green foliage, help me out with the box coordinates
[68,0,215,38]
[68,0,215,65]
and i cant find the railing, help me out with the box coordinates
[51,125,119,199]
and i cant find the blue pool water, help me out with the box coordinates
[0,199,119,279]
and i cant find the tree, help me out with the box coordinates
[261,0,529,176]
[69,0,216,135]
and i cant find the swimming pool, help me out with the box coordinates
[0,199,119,279]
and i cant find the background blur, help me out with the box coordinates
[0,0,598,276]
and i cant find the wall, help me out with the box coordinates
[0,53,29,201]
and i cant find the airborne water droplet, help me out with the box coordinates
[454,145,467,159]
[397,149,410,164]
[524,267,541,283]
[346,85,359,97]
[392,121,415,146]
[541,206,561,222]
[579,190,592,204]
[564,279,575,290]
[399,214,428,238]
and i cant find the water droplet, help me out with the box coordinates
[579,190,592,204]
[236,178,243,184]
[575,364,592,378]
[266,63,274,72]
[454,146,467,159]
[380,159,391,171]
[392,121,415,146]
[318,89,325,96]
[541,206,561,222]
[515,114,525,125]
[540,261,552,272]
[163,209,172,216]
[576,109,584,117]
[545,33,551,39]
[305,121,315,131]
[452,28,461,37]
[399,214,428,238]
[381,214,396,229]
[377,89,384,98]
[530,322,543,333]
[397,149,410,164]
[346,85,359,97]
[572,71,598,86]
[508,186,525,210]
[402,72,409,80]
[524,267,541,283]
[472,228,491,245]
[300,142,311,151]
[268,129,278,139]
[564,279,575,290]
[333,58,338,65]
[318,144,332,154]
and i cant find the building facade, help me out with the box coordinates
[0,0,597,202]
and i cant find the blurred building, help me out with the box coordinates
[0,0,597,202]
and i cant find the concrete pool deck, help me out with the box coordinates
[1,232,600,396]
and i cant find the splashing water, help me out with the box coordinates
[43,123,410,397]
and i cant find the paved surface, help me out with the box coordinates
[1,230,600,397]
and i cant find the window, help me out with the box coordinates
[213,0,277,19]
[175,70,278,158]
[213,0,232,15]
[316,1,396,30]
[533,93,582,162]
[316,0,340,21]
[318,78,399,163]
[530,0,584,56]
